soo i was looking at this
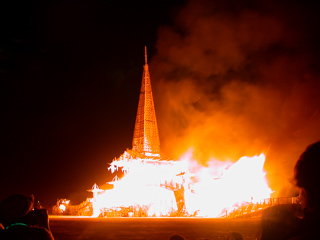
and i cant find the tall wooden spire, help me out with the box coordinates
[132,46,160,157]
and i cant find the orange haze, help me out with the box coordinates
[150,0,320,197]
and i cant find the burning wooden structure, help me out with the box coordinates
[88,47,273,218]
[89,47,189,217]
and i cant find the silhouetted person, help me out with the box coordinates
[169,234,186,240]
[261,141,320,240]
[0,194,54,240]
[227,231,243,240]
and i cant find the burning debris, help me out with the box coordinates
[57,199,70,213]
[51,198,92,216]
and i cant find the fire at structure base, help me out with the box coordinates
[91,152,191,217]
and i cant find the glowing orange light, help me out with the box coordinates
[58,199,70,213]
[90,149,271,217]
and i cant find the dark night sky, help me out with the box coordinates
[1,0,320,208]
[0,0,186,207]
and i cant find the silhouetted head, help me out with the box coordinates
[0,194,34,227]
[169,234,186,240]
[227,232,243,240]
[294,141,320,213]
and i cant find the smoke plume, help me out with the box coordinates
[150,0,320,197]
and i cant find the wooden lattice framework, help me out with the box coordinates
[132,46,160,157]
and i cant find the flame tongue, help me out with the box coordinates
[185,153,272,217]
[91,152,271,217]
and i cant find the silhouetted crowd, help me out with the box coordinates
[1,141,319,240]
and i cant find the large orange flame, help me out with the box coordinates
[91,150,271,217]
[183,150,272,217]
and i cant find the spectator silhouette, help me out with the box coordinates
[261,140,320,240]
[169,234,187,240]
[227,231,243,240]
[0,194,54,240]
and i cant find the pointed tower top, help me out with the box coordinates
[144,46,147,65]
[132,46,160,158]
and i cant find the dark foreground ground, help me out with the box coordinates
[49,216,261,240]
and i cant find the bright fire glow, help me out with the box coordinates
[59,204,66,212]
[58,199,70,213]
[183,151,272,217]
[91,149,271,217]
